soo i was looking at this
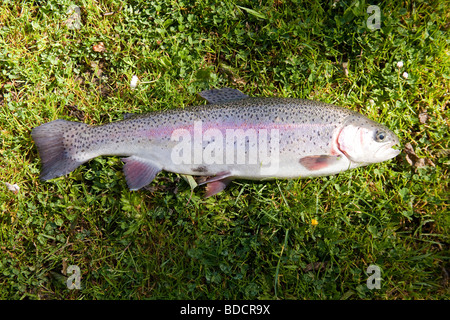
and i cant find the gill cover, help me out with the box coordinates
[337,116,400,165]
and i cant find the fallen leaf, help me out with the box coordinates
[61,259,68,275]
[342,61,349,77]
[404,143,435,168]
[3,182,20,194]
[65,5,82,30]
[93,42,106,52]
[303,261,327,272]
[181,174,198,190]
[419,112,428,124]
[90,60,103,77]
[64,104,85,121]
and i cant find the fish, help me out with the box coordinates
[31,88,400,197]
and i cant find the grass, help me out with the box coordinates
[0,0,448,299]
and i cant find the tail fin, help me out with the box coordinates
[31,119,88,181]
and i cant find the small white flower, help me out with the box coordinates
[369,99,375,106]
[130,75,139,89]
[396,61,404,68]
[402,72,409,79]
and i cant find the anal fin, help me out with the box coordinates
[122,156,161,190]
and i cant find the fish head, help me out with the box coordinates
[337,115,400,165]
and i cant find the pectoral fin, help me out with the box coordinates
[122,156,161,190]
[299,155,341,171]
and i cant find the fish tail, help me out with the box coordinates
[31,119,89,181]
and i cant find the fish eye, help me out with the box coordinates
[375,131,386,142]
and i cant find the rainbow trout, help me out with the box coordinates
[31,88,400,197]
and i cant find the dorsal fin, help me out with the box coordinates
[199,87,249,104]
[123,113,136,120]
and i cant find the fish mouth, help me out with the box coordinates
[377,142,401,160]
